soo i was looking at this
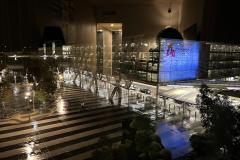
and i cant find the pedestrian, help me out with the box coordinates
[81,97,85,110]
[82,101,85,110]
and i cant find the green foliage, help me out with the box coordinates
[193,84,240,159]
[92,115,170,160]
[135,130,152,153]
[159,149,171,160]
[148,141,163,159]
[113,144,128,160]
[93,146,114,160]
[130,115,153,131]
[190,133,218,156]
[97,136,113,148]
[150,134,162,144]
[0,79,10,89]
[38,70,57,95]
[92,136,114,160]
[35,90,47,103]
[0,78,12,104]
[0,86,12,103]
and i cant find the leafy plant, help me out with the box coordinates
[191,84,240,159]
[92,115,171,160]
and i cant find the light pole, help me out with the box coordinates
[25,91,32,121]
[25,96,30,121]
[14,72,16,85]
[32,90,35,111]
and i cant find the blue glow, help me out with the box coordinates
[156,122,192,159]
[159,39,200,82]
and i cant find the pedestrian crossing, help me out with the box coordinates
[0,86,133,160]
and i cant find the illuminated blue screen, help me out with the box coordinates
[159,39,200,82]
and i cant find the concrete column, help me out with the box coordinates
[103,29,112,75]
[163,96,167,108]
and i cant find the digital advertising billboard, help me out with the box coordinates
[159,39,200,82]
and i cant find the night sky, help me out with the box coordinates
[1,0,240,51]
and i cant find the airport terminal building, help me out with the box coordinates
[35,36,240,85]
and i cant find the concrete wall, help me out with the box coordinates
[179,0,205,40]
[0,0,66,51]
[102,29,112,75]
[0,0,40,51]
[95,2,181,42]
[65,1,96,46]
[0,0,97,51]
[64,0,97,72]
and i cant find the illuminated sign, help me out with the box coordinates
[159,39,200,82]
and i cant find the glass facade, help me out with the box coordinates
[208,43,240,78]
[159,39,200,82]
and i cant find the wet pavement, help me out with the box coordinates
[0,86,133,160]
[1,77,205,160]
[156,122,192,159]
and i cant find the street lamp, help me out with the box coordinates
[25,90,35,116]
[32,90,35,112]
[25,92,31,97]
[25,94,31,121]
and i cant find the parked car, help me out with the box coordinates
[140,88,151,95]
[129,85,136,90]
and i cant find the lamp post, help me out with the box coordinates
[14,72,16,85]
[25,91,32,121]
[32,90,35,111]
[25,95,30,121]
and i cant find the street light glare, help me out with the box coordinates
[25,92,31,97]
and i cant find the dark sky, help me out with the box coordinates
[201,0,240,43]
[0,0,64,51]
[1,0,240,51]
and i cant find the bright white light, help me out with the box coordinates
[58,74,64,81]
[227,87,240,90]
[43,55,47,60]
[14,54,17,61]
[25,92,31,97]
[32,121,38,130]
[13,86,20,95]
[56,98,66,114]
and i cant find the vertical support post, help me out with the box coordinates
[127,89,130,108]
[156,40,161,120]
[32,90,35,111]
[163,96,166,119]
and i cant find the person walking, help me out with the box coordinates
[81,96,85,110]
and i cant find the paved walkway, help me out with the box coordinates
[0,86,133,160]
[156,122,192,159]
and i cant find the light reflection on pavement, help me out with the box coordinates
[23,136,42,160]
[56,96,67,114]
[156,122,192,159]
